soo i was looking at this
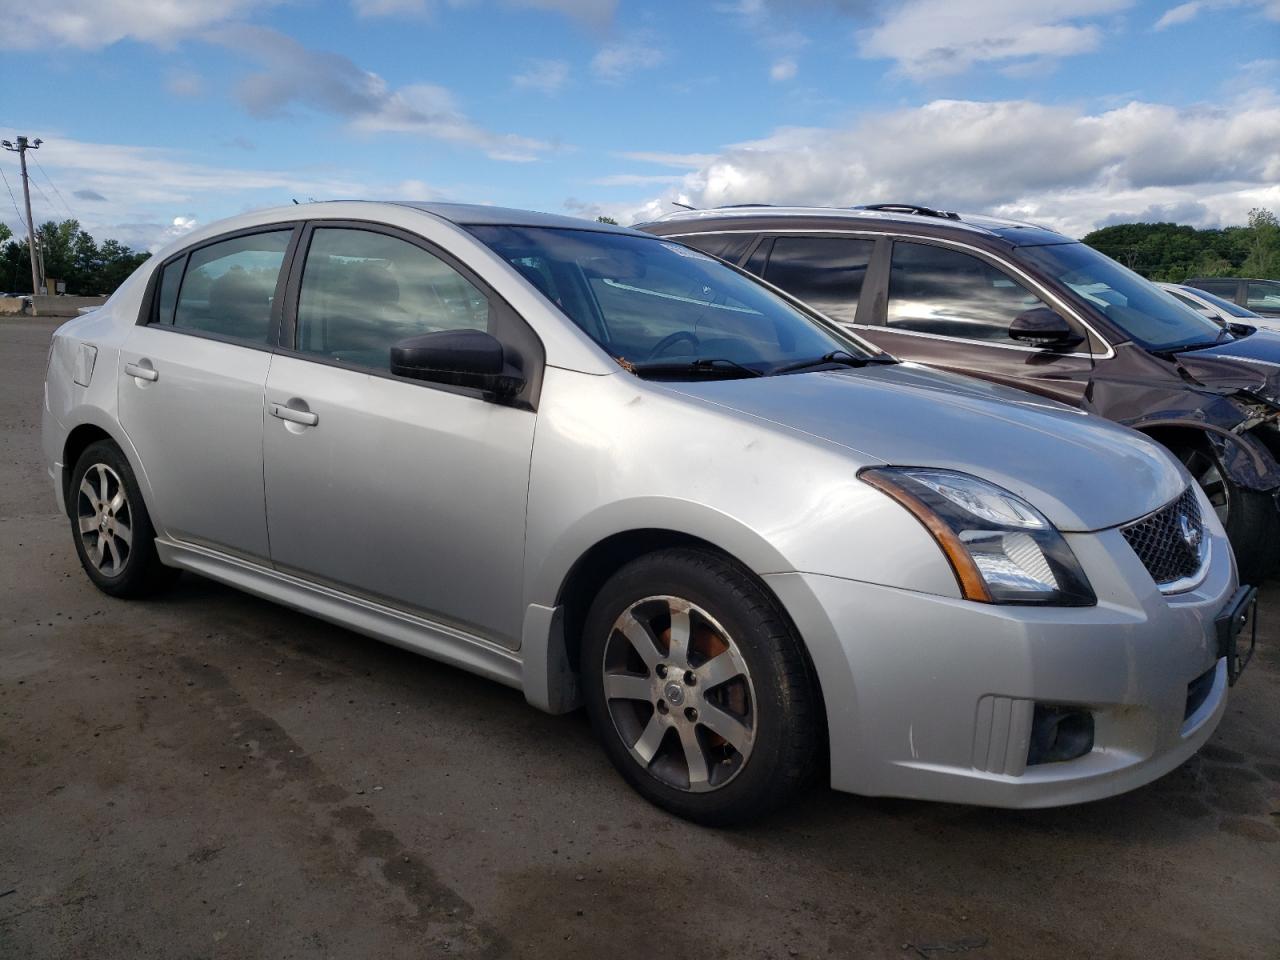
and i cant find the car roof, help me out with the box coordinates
[640,205,1071,247]
[391,201,643,235]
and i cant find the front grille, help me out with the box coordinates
[1120,487,1206,586]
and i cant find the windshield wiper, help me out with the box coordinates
[769,350,895,376]
[628,357,764,380]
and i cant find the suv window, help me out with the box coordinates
[173,231,291,343]
[677,233,754,264]
[1246,280,1280,313]
[887,241,1048,344]
[1190,279,1238,300]
[763,236,875,325]
[296,227,490,370]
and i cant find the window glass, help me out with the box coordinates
[155,256,184,325]
[1186,285,1256,318]
[296,228,490,369]
[1246,281,1280,313]
[678,233,754,264]
[173,231,291,343]
[1190,279,1238,299]
[887,241,1050,344]
[468,226,865,376]
[742,238,772,276]
[764,236,875,324]
[1015,243,1224,351]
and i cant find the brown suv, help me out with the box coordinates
[639,204,1280,578]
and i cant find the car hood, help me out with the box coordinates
[1170,331,1280,404]
[663,362,1185,532]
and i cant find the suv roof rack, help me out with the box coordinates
[854,203,961,221]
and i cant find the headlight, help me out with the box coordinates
[860,467,1096,606]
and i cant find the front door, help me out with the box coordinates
[262,224,539,648]
[117,227,296,561]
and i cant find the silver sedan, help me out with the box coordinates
[42,202,1248,824]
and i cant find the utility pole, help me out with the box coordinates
[2,136,44,295]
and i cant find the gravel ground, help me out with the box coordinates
[2,315,1278,959]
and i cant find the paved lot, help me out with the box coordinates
[2,315,1278,959]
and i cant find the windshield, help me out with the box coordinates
[467,226,867,376]
[1189,286,1260,319]
[1015,242,1225,351]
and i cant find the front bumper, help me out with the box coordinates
[766,523,1238,808]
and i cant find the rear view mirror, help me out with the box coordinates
[1009,308,1084,349]
[390,329,525,400]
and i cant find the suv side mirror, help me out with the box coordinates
[1009,308,1084,349]
[390,329,525,400]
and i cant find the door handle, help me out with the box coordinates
[269,402,319,427]
[125,361,159,382]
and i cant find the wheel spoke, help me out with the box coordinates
[617,611,664,669]
[696,650,744,690]
[113,519,133,548]
[79,476,98,507]
[604,673,652,701]
[666,600,691,667]
[78,515,97,534]
[698,703,751,754]
[108,490,126,515]
[96,467,109,504]
[677,725,710,786]
[88,534,103,568]
[102,535,121,574]
[632,714,667,766]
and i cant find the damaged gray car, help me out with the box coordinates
[640,204,1280,578]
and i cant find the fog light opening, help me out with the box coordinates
[1027,705,1095,766]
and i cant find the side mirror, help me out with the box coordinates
[390,329,525,399]
[1009,308,1085,349]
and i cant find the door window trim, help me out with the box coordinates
[277,219,547,410]
[135,223,304,354]
[662,227,1115,359]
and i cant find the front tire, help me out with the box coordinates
[1176,444,1278,582]
[582,548,820,826]
[69,440,177,598]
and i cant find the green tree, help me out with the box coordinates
[596,215,619,225]
[1242,207,1280,278]
[0,219,150,294]
[1082,210,1279,282]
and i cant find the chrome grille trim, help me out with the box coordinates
[1120,487,1210,592]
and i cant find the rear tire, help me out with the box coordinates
[1175,444,1278,582]
[69,440,178,598]
[581,548,820,826]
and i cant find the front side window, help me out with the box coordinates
[1016,242,1224,352]
[1246,280,1280,313]
[173,231,291,343]
[887,241,1051,344]
[677,233,754,264]
[468,226,866,377]
[763,236,875,325]
[295,228,490,370]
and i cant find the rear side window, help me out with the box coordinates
[154,256,184,325]
[173,231,291,343]
[676,233,754,265]
[763,236,875,324]
[1246,281,1280,313]
[1191,279,1238,300]
[887,241,1048,344]
[295,227,491,370]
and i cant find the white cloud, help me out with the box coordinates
[513,59,571,94]
[1154,0,1280,28]
[0,0,277,49]
[770,58,798,81]
[614,151,719,168]
[590,39,666,81]
[601,96,1280,237]
[214,26,552,162]
[857,0,1132,78]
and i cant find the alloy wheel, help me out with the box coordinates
[76,463,133,576]
[601,595,756,792]
[1179,448,1230,523]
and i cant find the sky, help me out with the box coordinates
[0,0,1278,252]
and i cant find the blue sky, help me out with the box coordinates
[1,0,1277,250]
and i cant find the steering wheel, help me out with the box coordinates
[647,331,701,360]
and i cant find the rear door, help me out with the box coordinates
[118,226,298,561]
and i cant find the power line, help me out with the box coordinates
[32,156,76,221]
[0,165,27,230]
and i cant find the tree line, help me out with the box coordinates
[1082,207,1280,283]
[0,219,151,296]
